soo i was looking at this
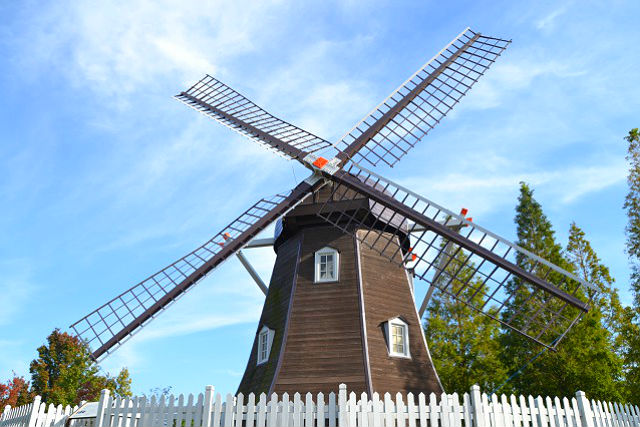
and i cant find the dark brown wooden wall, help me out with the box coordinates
[273,227,368,395]
[237,216,442,396]
[357,230,443,395]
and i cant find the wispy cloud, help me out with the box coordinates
[400,158,626,217]
[535,5,569,31]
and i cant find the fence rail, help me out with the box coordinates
[2,385,639,427]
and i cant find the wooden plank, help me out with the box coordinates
[317,392,326,427]
[223,394,234,427]
[328,392,337,427]
[280,393,290,427]
[267,393,279,427]
[528,395,540,427]
[594,400,606,427]
[304,393,314,427]
[537,396,549,427]
[175,394,185,427]
[570,398,584,427]
[293,393,303,427]
[450,393,462,427]
[547,396,557,427]
[407,392,417,427]
[256,393,267,427]
[234,393,244,427]
[417,393,427,427]
[396,392,406,427]
[511,395,523,427]
[462,393,473,427]
[212,393,222,427]
[246,393,256,427]
[429,393,438,427]
[356,392,367,427]
[371,392,382,427]
[140,396,152,426]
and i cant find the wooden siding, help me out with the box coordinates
[357,229,443,395]
[236,235,302,395]
[273,227,368,395]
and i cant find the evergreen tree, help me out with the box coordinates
[29,329,132,405]
[622,127,640,403]
[424,238,507,393]
[623,128,640,300]
[500,184,623,400]
[499,182,568,394]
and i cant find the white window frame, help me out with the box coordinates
[314,247,339,283]
[256,325,275,365]
[385,317,411,358]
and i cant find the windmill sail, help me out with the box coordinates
[176,75,332,161]
[70,181,318,360]
[334,28,510,168]
[316,162,597,349]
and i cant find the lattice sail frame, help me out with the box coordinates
[317,163,598,349]
[176,75,332,160]
[333,28,510,168]
[70,185,318,361]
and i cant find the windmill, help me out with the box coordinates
[69,28,597,396]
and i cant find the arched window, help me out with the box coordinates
[256,325,275,365]
[384,317,410,358]
[314,247,339,283]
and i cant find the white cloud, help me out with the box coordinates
[399,159,626,217]
[13,1,290,102]
[459,55,586,112]
[535,6,569,31]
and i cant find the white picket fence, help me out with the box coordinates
[2,384,639,427]
[0,398,79,427]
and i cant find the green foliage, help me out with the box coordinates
[29,329,131,406]
[622,127,640,403]
[498,182,567,394]
[498,184,624,400]
[424,237,508,393]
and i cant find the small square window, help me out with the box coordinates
[314,248,339,283]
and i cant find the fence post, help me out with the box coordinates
[2,404,11,421]
[470,385,485,427]
[27,395,41,427]
[203,385,214,427]
[338,384,348,427]
[575,391,594,427]
[95,389,110,427]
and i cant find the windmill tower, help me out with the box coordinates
[236,184,443,396]
[69,28,598,396]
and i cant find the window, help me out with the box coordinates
[256,326,274,365]
[385,317,410,358]
[314,247,339,283]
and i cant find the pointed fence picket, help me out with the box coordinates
[0,396,78,427]
[3,384,640,427]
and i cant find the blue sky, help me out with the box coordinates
[1,0,639,397]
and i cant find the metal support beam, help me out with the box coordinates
[244,237,275,248]
[236,250,268,295]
